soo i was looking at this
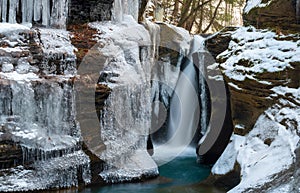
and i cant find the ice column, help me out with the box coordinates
[42,0,50,26]
[33,0,42,22]
[112,0,139,22]
[1,0,68,28]
[50,0,69,28]
[8,0,18,23]
[22,0,34,23]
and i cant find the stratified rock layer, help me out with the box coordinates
[205,26,300,192]
[243,0,300,31]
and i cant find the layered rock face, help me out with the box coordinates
[243,0,300,31]
[205,20,300,193]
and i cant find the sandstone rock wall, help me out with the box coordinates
[243,0,300,31]
[205,25,300,192]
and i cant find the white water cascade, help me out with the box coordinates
[198,41,208,136]
[0,0,69,28]
[153,36,206,164]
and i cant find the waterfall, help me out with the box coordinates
[0,0,68,28]
[198,40,208,136]
[153,36,205,164]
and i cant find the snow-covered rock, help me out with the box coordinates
[206,25,300,192]
[243,0,300,31]
[1,62,14,73]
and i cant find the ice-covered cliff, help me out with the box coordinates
[0,23,91,191]
[77,15,159,183]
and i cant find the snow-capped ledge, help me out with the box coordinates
[213,99,300,192]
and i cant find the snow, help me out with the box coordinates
[235,124,245,130]
[244,0,273,14]
[228,82,243,90]
[1,63,14,73]
[218,27,299,82]
[89,16,151,88]
[213,33,300,190]
[0,75,90,190]
[0,151,90,192]
[100,150,158,183]
[271,86,300,100]
[0,23,30,35]
[38,28,77,75]
[0,71,39,82]
[212,135,245,175]
[39,28,76,57]
[216,99,300,192]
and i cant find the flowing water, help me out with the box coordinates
[152,36,206,165]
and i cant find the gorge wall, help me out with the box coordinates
[204,0,300,192]
[243,0,300,31]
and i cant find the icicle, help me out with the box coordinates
[0,0,2,22]
[2,0,7,22]
[50,0,68,28]
[42,0,50,26]
[26,0,34,23]
[22,0,27,23]
[113,0,123,22]
[8,0,18,23]
[127,0,139,21]
[33,0,42,22]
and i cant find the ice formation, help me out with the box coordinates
[112,0,139,22]
[85,16,158,183]
[0,0,69,28]
[0,23,90,191]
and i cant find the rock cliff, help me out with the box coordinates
[205,10,300,193]
[243,0,300,31]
